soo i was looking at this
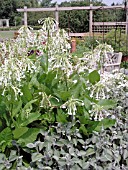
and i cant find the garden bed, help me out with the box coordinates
[0,18,127,170]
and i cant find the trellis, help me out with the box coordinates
[17,3,128,36]
[93,22,126,34]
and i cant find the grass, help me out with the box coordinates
[0,31,16,40]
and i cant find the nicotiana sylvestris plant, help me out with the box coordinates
[0,17,127,169]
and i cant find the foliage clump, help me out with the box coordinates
[0,17,127,169]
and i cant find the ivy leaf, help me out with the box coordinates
[89,70,100,84]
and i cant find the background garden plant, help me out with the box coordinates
[0,17,127,169]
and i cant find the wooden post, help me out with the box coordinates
[89,4,93,36]
[6,19,9,27]
[126,0,128,35]
[55,4,59,30]
[24,6,28,26]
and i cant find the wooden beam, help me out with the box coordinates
[126,0,128,34]
[93,22,127,26]
[17,5,126,13]
[69,32,89,37]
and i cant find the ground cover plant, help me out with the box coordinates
[0,17,128,170]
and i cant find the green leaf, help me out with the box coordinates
[49,97,60,107]
[0,127,12,152]
[31,152,43,162]
[23,99,37,111]
[40,84,51,95]
[71,82,82,98]
[58,91,71,101]
[79,125,88,135]
[22,84,32,102]
[9,150,18,162]
[85,148,95,156]
[13,127,28,139]
[86,120,100,133]
[20,112,41,126]
[45,70,57,85]
[0,164,5,169]
[89,70,100,84]
[17,128,39,146]
[40,54,47,72]
[78,116,90,124]
[123,149,128,159]
[98,99,116,109]
[84,97,91,110]
[56,110,67,123]
[11,99,22,118]
[94,118,116,132]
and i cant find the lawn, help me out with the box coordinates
[0,30,16,40]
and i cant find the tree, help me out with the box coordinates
[39,0,52,7]
[0,0,40,26]
[59,0,106,33]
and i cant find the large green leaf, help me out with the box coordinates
[79,125,88,135]
[0,127,12,152]
[86,120,100,133]
[13,127,28,139]
[98,99,116,109]
[40,53,47,72]
[17,128,40,146]
[94,118,116,132]
[39,84,51,95]
[89,70,100,84]
[45,70,57,85]
[23,99,37,111]
[11,99,22,118]
[78,116,90,124]
[20,112,41,127]
[58,91,71,101]
[71,82,82,98]
[22,84,32,102]
[56,110,68,123]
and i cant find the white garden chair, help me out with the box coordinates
[102,52,122,73]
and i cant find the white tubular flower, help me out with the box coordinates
[61,97,84,116]
[39,92,59,109]
[39,92,51,108]
[90,103,111,121]
[0,51,39,99]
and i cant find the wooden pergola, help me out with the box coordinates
[17,3,128,36]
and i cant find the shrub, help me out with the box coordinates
[105,29,128,56]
